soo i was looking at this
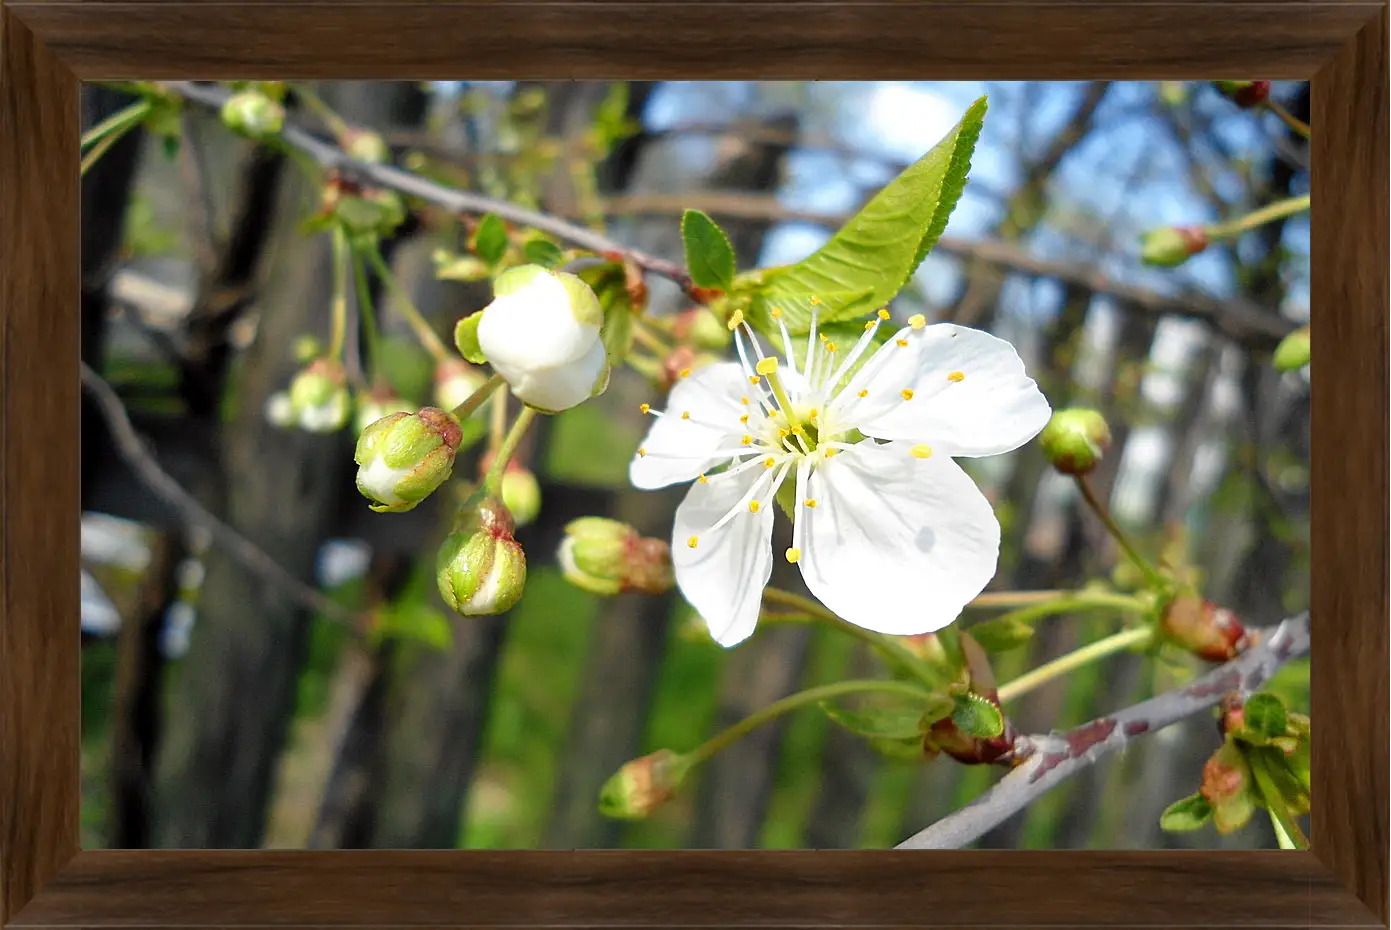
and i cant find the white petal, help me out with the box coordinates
[799,440,1000,635]
[477,271,600,374]
[849,324,1051,457]
[671,464,779,647]
[508,335,607,413]
[629,362,749,490]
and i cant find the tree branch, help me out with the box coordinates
[164,81,694,291]
[895,612,1310,849]
[80,361,367,635]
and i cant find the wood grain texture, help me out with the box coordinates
[0,0,1387,927]
[1,2,1377,80]
[0,7,81,926]
[7,850,1384,927]
[1310,6,1391,926]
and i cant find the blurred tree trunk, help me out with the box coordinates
[545,109,800,850]
[154,83,429,847]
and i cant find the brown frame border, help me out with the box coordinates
[2,2,1386,926]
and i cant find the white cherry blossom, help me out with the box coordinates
[629,307,1051,647]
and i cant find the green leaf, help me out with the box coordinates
[1241,692,1289,743]
[434,250,493,283]
[681,209,736,290]
[965,616,1036,654]
[453,311,487,364]
[298,211,338,237]
[578,262,636,363]
[1159,793,1213,832]
[951,692,1004,739]
[473,213,509,266]
[819,699,926,741]
[739,96,987,336]
[523,238,565,269]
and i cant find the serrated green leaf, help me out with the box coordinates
[473,213,509,266]
[951,692,1004,739]
[965,616,1036,654]
[1159,793,1213,832]
[454,311,487,364]
[1242,692,1289,743]
[739,96,987,336]
[819,699,927,741]
[523,238,564,269]
[681,209,736,290]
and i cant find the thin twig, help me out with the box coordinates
[81,362,367,636]
[164,81,694,292]
[895,612,1310,849]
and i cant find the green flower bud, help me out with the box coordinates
[436,498,527,616]
[344,129,391,165]
[1157,81,1189,107]
[597,749,691,820]
[354,391,416,437]
[354,407,461,513]
[1038,408,1111,476]
[1272,326,1310,373]
[1200,740,1258,834]
[500,468,542,529]
[1214,80,1271,109]
[288,359,350,433]
[220,90,285,140]
[293,334,323,364]
[1140,226,1209,268]
[557,517,674,597]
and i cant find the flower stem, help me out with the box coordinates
[81,99,151,150]
[688,678,932,766]
[291,82,352,140]
[1263,100,1311,140]
[365,244,452,364]
[1270,811,1297,850]
[996,625,1153,704]
[81,109,149,177]
[970,591,1148,633]
[1250,752,1310,850]
[485,406,537,496]
[489,378,509,452]
[1075,475,1165,588]
[1206,194,1311,240]
[761,588,939,688]
[966,590,1071,609]
[349,247,385,384]
[452,372,506,421]
[328,227,351,362]
[631,320,671,356]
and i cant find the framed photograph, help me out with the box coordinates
[1,2,1385,927]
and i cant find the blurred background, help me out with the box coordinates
[79,79,1310,851]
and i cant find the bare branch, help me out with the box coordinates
[81,362,367,636]
[164,81,694,291]
[895,612,1310,849]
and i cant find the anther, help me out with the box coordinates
[911,444,933,459]
[741,395,750,405]
[877,308,891,321]
[810,296,822,306]
[639,403,651,414]
[805,498,818,508]
[770,306,783,319]
[749,375,761,385]
[908,314,926,329]
[808,409,819,420]
[740,414,750,424]
[857,389,868,398]
[698,474,709,483]
[680,368,692,379]
[785,547,801,563]
[825,342,838,353]
[824,448,839,458]
[727,309,745,332]
[764,456,776,468]
[864,320,876,331]
[756,357,779,376]
[901,389,915,401]
[637,448,647,457]
[687,536,699,548]
[896,339,909,347]
[681,411,691,420]
[748,500,761,513]
[741,435,753,445]
[948,371,965,383]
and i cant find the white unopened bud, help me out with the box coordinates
[288,360,350,433]
[475,264,610,413]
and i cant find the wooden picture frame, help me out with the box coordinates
[2,2,1386,926]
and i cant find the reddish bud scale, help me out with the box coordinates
[1232,81,1272,108]
[671,308,700,342]
[415,407,464,452]
[1176,226,1210,257]
[1160,596,1247,662]
[923,715,1017,767]
[687,285,724,304]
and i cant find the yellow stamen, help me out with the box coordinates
[727,309,745,331]
[637,448,647,457]
[805,498,818,508]
[770,306,782,319]
[948,371,965,383]
[749,375,761,385]
[681,411,691,420]
[741,395,750,405]
[764,456,776,468]
[808,409,819,421]
[877,308,891,321]
[639,403,651,414]
[698,474,709,483]
[741,435,753,445]
[748,500,761,513]
[864,320,876,331]
[819,333,829,343]
[779,428,791,438]
[687,536,699,548]
[825,448,839,458]
[810,296,822,306]
[755,357,779,376]
[740,414,750,424]
[908,314,926,329]
[896,339,909,347]
[785,547,801,564]
[857,389,868,398]
[826,342,838,353]
[911,444,933,459]
[680,368,692,379]
[901,389,915,401]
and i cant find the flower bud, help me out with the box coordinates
[354,390,416,437]
[1200,739,1258,834]
[336,189,407,242]
[434,359,488,416]
[1140,226,1209,268]
[1038,408,1111,476]
[436,498,527,616]
[673,307,732,350]
[354,407,463,513]
[475,264,610,413]
[597,749,690,820]
[500,468,542,528]
[1214,80,1272,109]
[922,712,1017,767]
[221,90,285,139]
[1159,595,1247,663]
[1272,326,1310,373]
[344,129,391,165]
[288,359,351,433]
[557,517,674,597]
[293,334,323,364]
[264,391,296,428]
